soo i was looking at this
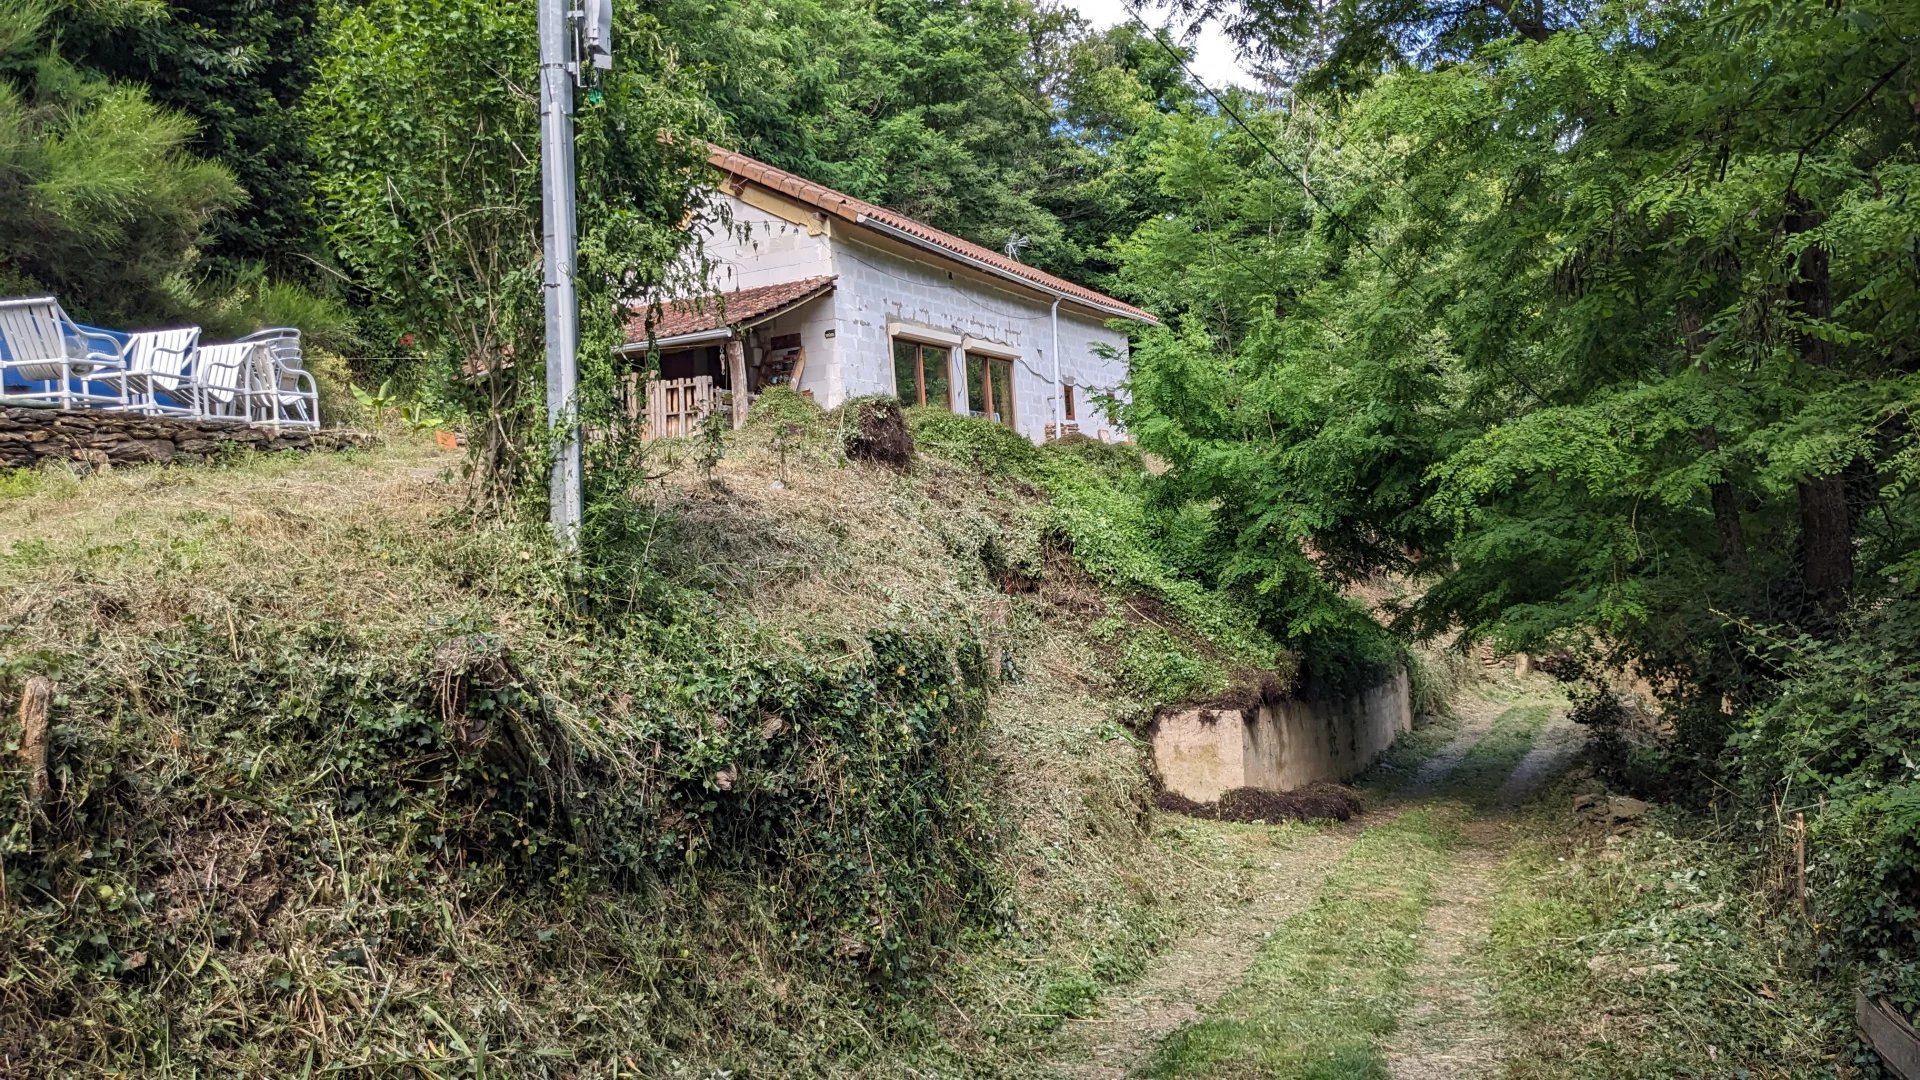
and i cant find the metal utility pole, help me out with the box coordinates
[537,0,582,546]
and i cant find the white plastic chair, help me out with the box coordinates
[194,341,273,423]
[0,297,129,408]
[98,327,202,417]
[239,327,319,429]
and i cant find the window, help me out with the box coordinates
[1062,384,1076,422]
[892,338,951,408]
[964,352,1016,428]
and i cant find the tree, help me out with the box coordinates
[307,0,711,509]
[0,1,241,326]
[63,0,324,274]
[1119,0,1920,718]
[659,0,1196,286]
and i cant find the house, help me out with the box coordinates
[620,146,1156,443]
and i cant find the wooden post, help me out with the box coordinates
[726,336,748,429]
[17,676,51,814]
[1793,811,1808,916]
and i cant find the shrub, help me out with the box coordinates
[905,408,1041,479]
[1735,582,1920,1016]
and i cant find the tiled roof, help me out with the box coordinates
[706,146,1158,324]
[625,275,837,345]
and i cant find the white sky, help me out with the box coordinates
[1065,0,1258,89]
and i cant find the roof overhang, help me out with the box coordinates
[854,215,1155,324]
[618,276,836,356]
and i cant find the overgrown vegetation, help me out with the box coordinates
[0,414,1309,1073]
[1109,0,1920,1018]
[1489,801,1863,1076]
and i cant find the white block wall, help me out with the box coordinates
[825,233,1132,442]
[693,195,833,292]
[692,193,1135,442]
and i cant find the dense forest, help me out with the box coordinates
[3,0,1916,1054]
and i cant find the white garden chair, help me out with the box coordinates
[194,341,273,423]
[99,327,202,417]
[239,327,319,429]
[0,296,130,409]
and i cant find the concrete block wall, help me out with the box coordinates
[1150,669,1414,802]
[828,234,1133,442]
[693,196,833,293]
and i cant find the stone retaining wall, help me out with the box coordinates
[0,405,370,469]
[1150,668,1414,802]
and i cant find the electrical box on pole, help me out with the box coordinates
[581,0,614,72]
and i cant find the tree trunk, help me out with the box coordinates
[1797,476,1852,612]
[1785,195,1853,614]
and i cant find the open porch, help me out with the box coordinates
[618,276,835,439]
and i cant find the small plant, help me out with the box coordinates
[349,378,402,424]
[772,421,802,485]
[401,400,448,432]
[694,406,728,485]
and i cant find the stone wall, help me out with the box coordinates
[1151,668,1414,802]
[0,405,368,469]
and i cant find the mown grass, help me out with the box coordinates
[1439,703,1552,803]
[1487,805,1863,1078]
[1138,807,1458,1079]
[1137,698,1555,1078]
[0,413,1313,1076]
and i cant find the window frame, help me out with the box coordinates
[963,350,1016,429]
[891,336,952,409]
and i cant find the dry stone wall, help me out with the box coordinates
[0,406,368,469]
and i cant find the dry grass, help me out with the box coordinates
[0,435,524,655]
[0,423,1305,1075]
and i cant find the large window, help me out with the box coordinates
[892,338,951,409]
[964,352,1015,428]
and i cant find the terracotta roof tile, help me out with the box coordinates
[706,146,1157,324]
[625,275,837,345]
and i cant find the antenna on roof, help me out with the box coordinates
[1003,233,1031,261]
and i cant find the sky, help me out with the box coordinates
[1065,0,1258,89]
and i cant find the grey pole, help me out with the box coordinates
[538,0,583,547]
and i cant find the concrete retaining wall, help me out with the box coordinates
[1151,668,1413,802]
[0,405,367,469]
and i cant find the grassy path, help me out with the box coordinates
[1075,688,1571,1080]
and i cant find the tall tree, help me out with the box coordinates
[65,0,324,274]
[1118,0,1920,720]
[0,0,241,325]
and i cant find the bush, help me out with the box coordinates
[743,384,826,435]
[905,408,1041,478]
[1735,583,1920,1015]
[0,599,1003,1072]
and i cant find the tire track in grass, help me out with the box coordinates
[1134,700,1555,1080]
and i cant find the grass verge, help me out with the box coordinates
[1486,803,1864,1077]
